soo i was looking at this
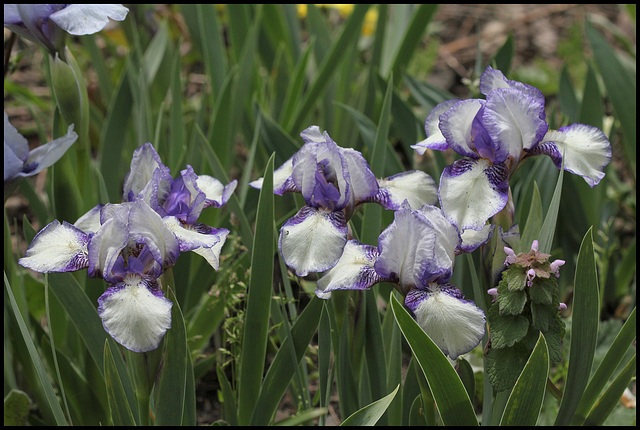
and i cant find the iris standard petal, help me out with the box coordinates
[315,240,382,298]
[439,99,485,158]
[19,220,90,273]
[482,88,548,164]
[439,158,509,231]
[249,156,299,195]
[4,112,29,164]
[412,99,460,154]
[128,199,180,270]
[122,142,172,205]
[340,147,379,205]
[479,65,545,104]
[279,206,348,277]
[197,176,237,208]
[536,124,612,187]
[87,217,130,279]
[97,275,172,353]
[405,284,485,359]
[372,170,438,210]
[375,206,458,291]
[49,4,129,36]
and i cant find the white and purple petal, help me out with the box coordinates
[439,158,509,231]
[375,205,459,292]
[49,4,129,36]
[340,147,379,206]
[315,240,382,299]
[163,216,229,270]
[19,220,90,273]
[279,206,348,277]
[459,224,495,254]
[534,124,611,187]
[412,99,460,154]
[87,216,130,279]
[122,142,172,207]
[371,170,438,210]
[74,204,104,233]
[197,176,237,208]
[11,124,77,179]
[479,65,545,105]
[249,156,299,195]
[97,274,172,353]
[482,88,548,164]
[128,199,180,271]
[439,99,485,158]
[405,284,485,359]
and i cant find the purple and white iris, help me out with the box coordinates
[4,4,129,57]
[250,126,438,277]
[412,66,612,233]
[316,204,485,359]
[19,143,235,352]
[4,111,77,183]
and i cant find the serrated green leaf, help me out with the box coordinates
[496,288,528,316]
[485,343,530,393]
[528,277,555,305]
[500,333,549,425]
[488,305,530,349]
[4,389,31,426]
[390,293,478,426]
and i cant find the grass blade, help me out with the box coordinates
[390,292,478,426]
[554,227,600,425]
[5,272,68,425]
[499,333,549,425]
[341,384,400,426]
[103,341,136,426]
[237,154,275,425]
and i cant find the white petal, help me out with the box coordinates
[249,156,298,195]
[196,176,237,207]
[87,217,130,278]
[49,4,129,35]
[21,124,77,177]
[163,217,229,270]
[412,99,459,154]
[315,240,381,298]
[279,206,348,277]
[439,159,509,231]
[539,124,611,187]
[98,276,172,353]
[459,224,495,253]
[407,285,485,359]
[439,99,484,158]
[340,148,379,204]
[74,204,104,233]
[375,206,458,289]
[374,170,438,210]
[128,200,181,269]
[19,220,90,273]
[482,88,548,162]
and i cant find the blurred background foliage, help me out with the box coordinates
[4,4,635,425]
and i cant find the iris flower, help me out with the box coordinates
[4,4,129,57]
[412,66,612,232]
[316,204,486,359]
[4,111,77,184]
[251,126,437,277]
[19,143,234,352]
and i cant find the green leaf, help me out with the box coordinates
[154,286,189,425]
[4,389,31,426]
[537,164,564,254]
[341,384,400,426]
[390,293,478,426]
[488,305,530,349]
[554,227,600,425]
[499,333,549,425]
[237,154,275,425]
[496,288,527,315]
[490,33,515,75]
[485,342,530,393]
[586,20,636,167]
[103,341,136,426]
[572,307,636,424]
[251,297,323,425]
[583,354,636,426]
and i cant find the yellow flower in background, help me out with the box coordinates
[297,4,378,36]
